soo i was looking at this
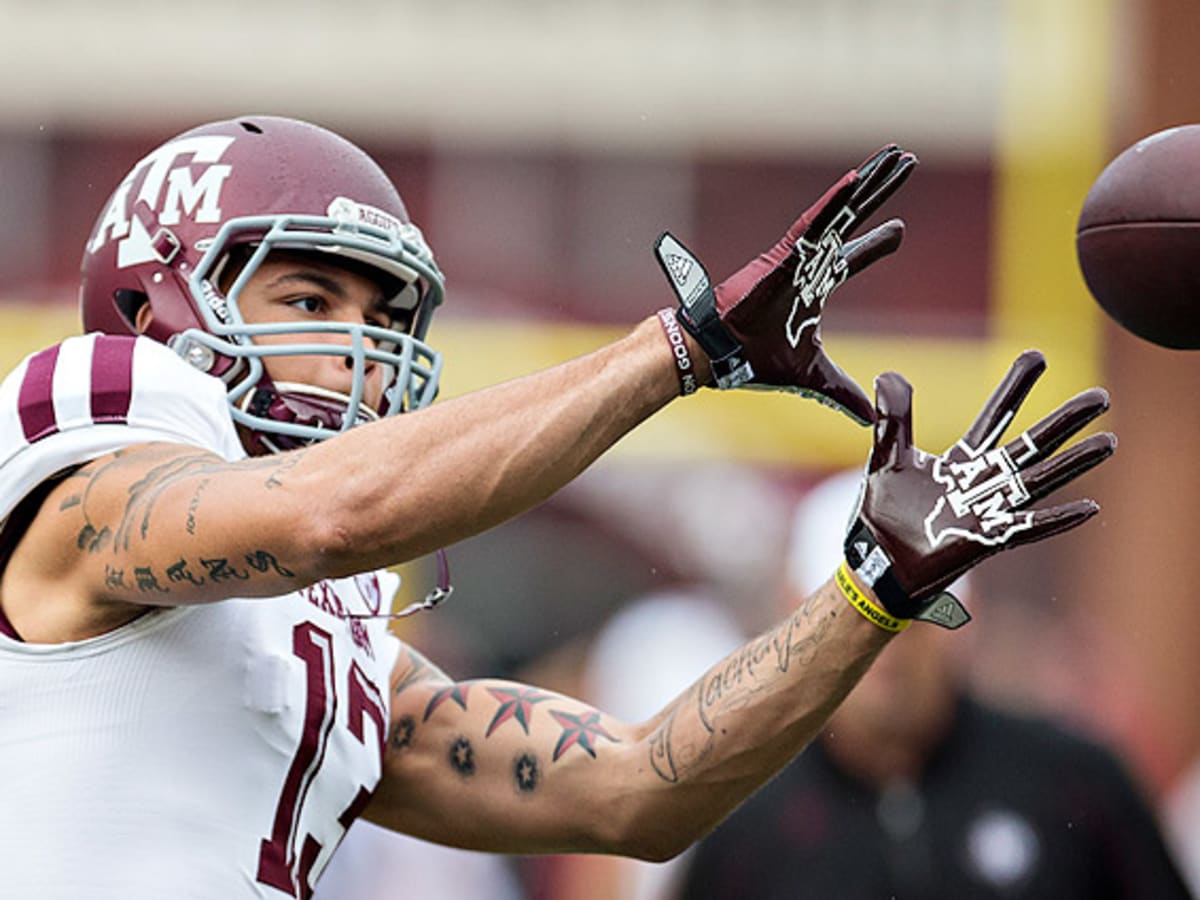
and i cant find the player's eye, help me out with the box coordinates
[288,295,326,315]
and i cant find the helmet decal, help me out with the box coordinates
[88,135,236,265]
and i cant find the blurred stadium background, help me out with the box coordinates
[3,0,1200,894]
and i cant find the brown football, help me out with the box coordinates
[1076,125,1200,350]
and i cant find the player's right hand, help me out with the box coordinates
[842,350,1116,629]
[653,145,917,425]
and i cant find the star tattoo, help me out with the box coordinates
[550,709,618,762]
[389,715,416,751]
[423,683,471,722]
[514,753,539,793]
[449,737,475,776]
[486,686,550,737]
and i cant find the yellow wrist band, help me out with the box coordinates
[835,561,911,633]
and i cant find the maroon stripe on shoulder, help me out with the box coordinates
[90,335,137,424]
[17,344,61,442]
[0,607,21,642]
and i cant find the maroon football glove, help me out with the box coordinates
[653,144,917,425]
[843,350,1116,628]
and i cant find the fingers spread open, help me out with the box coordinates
[1019,432,1116,502]
[854,143,902,176]
[1007,499,1100,549]
[790,173,859,245]
[848,150,918,225]
[1002,387,1111,464]
[844,220,905,277]
[807,354,874,426]
[871,371,914,471]
[961,350,1047,452]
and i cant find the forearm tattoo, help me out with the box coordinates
[648,593,832,784]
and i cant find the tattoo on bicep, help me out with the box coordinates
[264,455,302,489]
[514,753,539,793]
[71,447,307,553]
[185,477,210,535]
[388,715,416,751]
[485,686,550,737]
[166,558,205,586]
[244,550,295,577]
[99,549,297,597]
[200,557,249,582]
[392,647,450,696]
[132,566,169,593]
[449,737,476,776]
[549,709,618,762]
[424,684,471,721]
[104,565,127,591]
[66,451,214,552]
[116,453,233,550]
[77,523,113,554]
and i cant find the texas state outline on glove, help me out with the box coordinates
[653,144,918,425]
[843,349,1116,628]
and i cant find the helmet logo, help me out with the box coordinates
[88,135,236,269]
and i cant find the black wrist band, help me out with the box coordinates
[674,298,754,390]
[843,518,921,618]
[843,518,973,630]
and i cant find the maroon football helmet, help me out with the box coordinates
[79,115,445,452]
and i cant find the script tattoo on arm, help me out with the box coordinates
[58,447,309,598]
[64,447,310,554]
[264,454,301,489]
[646,592,831,784]
[185,478,209,536]
[99,549,297,597]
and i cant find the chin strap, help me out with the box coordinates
[347,548,453,620]
[241,379,383,454]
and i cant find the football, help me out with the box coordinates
[1076,125,1200,350]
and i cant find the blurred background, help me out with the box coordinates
[3,0,1200,896]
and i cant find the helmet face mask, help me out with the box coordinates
[79,115,445,454]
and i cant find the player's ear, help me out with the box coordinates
[111,289,151,334]
[134,297,154,334]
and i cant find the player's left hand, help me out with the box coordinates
[653,144,917,424]
[843,350,1116,628]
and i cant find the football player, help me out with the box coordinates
[0,116,1114,898]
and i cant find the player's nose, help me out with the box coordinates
[317,315,379,367]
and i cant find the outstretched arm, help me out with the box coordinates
[7,318,704,637]
[9,144,914,639]
[364,577,889,860]
[365,349,1116,860]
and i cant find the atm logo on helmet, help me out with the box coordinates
[87,135,236,269]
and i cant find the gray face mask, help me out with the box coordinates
[170,212,445,453]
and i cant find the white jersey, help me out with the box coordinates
[0,334,401,899]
